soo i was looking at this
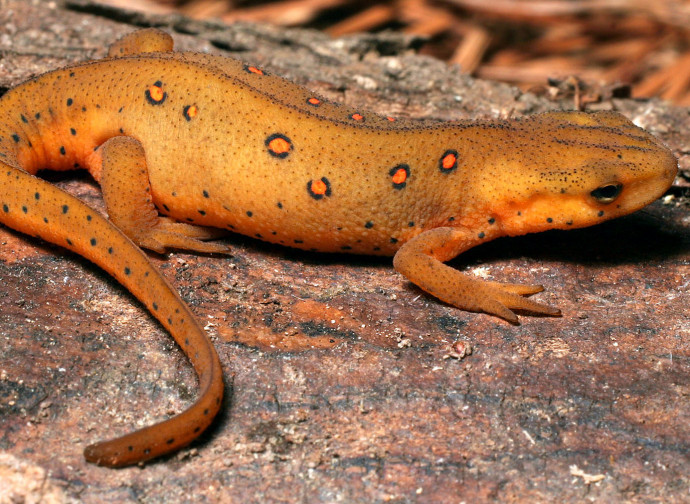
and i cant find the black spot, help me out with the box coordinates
[598,210,604,217]
[163,204,170,212]
[34,113,41,120]
[153,302,158,311]
[448,217,455,222]
[390,237,398,244]
[66,98,73,106]
[86,215,92,221]
[166,438,175,445]
[277,202,283,209]
[2,204,8,212]
[198,210,206,216]
[21,206,27,213]
[66,238,72,246]
[365,221,374,229]
[108,247,113,254]
[341,245,352,250]
[43,217,48,223]
[247,211,253,217]
[547,217,553,223]
[204,409,209,415]
[124,267,131,275]
[566,221,573,226]
[20,114,28,123]
[408,221,414,227]
[11,134,19,143]
[255,233,262,238]
[90,238,97,246]
[70,128,76,136]
[62,205,69,214]
[59,146,65,155]
[144,448,151,455]
[294,239,304,244]
[34,192,40,200]
[202,190,209,198]
[478,232,485,239]
[488,218,495,224]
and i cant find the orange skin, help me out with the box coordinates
[0,29,677,467]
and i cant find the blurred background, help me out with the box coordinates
[95,0,690,105]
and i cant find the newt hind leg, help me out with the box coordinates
[108,28,174,57]
[98,136,229,254]
[393,226,561,324]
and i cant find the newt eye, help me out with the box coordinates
[590,183,622,204]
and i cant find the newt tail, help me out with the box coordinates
[0,162,223,467]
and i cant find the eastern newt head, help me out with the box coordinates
[483,110,678,236]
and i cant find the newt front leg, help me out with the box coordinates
[393,226,561,324]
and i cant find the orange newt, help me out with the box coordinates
[0,29,677,467]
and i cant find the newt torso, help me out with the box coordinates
[4,51,676,256]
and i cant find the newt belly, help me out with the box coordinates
[0,29,677,467]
